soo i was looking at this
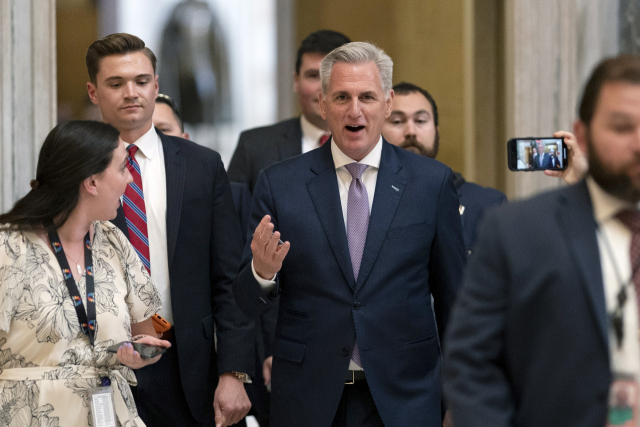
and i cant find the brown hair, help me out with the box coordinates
[579,55,640,125]
[86,33,157,84]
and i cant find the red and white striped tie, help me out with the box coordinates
[123,145,151,272]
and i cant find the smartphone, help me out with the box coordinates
[107,341,168,359]
[508,137,568,171]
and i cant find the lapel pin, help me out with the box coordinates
[459,205,465,215]
[391,185,399,192]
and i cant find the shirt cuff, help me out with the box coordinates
[251,260,277,293]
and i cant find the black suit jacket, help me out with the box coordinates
[113,129,255,421]
[227,117,302,193]
[234,140,466,427]
[444,181,611,427]
[452,172,507,253]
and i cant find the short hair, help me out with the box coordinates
[320,42,393,97]
[392,82,439,127]
[295,30,351,75]
[579,54,640,125]
[86,33,157,84]
[156,94,184,132]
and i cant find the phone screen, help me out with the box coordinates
[508,137,567,171]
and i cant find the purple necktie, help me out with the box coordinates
[345,163,369,368]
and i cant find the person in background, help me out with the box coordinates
[444,54,640,427]
[86,33,253,427]
[382,82,506,254]
[154,93,190,140]
[0,120,170,426]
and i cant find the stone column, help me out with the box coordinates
[0,0,56,212]
[504,0,619,200]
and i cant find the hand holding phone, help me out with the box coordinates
[508,137,568,171]
[107,341,168,359]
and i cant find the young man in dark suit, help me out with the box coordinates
[227,30,351,193]
[234,42,465,427]
[444,55,640,426]
[382,82,507,253]
[86,33,253,427]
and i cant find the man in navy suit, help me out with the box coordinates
[532,139,552,169]
[86,33,253,427]
[234,42,465,427]
[444,55,640,426]
[382,82,507,253]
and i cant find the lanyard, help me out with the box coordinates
[48,229,96,347]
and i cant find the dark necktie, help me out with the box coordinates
[319,134,330,146]
[123,145,150,272]
[616,209,640,319]
[344,163,369,367]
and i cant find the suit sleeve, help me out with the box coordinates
[234,170,280,318]
[443,211,515,427]
[429,167,466,348]
[209,154,256,377]
[227,132,251,187]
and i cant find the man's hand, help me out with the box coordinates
[214,373,251,427]
[252,215,290,280]
[544,130,588,184]
[443,410,454,427]
[263,356,273,387]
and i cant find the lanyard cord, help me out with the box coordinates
[47,228,96,347]
[597,225,632,349]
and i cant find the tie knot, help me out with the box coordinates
[617,209,640,233]
[345,163,368,180]
[127,144,139,157]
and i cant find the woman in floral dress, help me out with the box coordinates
[0,121,169,426]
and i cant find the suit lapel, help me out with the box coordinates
[355,142,406,292]
[278,117,303,161]
[557,181,608,351]
[307,143,355,288]
[158,129,186,267]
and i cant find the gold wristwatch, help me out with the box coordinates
[231,371,252,384]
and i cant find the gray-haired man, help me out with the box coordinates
[233,42,465,427]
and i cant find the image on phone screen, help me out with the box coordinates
[509,138,566,171]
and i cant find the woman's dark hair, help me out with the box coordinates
[0,120,120,232]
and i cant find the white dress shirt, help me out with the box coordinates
[300,115,330,154]
[587,177,639,380]
[125,125,173,324]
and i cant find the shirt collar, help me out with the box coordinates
[331,136,383,170]
[586,176,639,224]
[300,115,329,143]
[126,125,158,160]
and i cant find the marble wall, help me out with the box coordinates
[0,0,56,212]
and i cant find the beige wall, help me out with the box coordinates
[296,0,470,180]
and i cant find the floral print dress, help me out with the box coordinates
[0,221,162,426]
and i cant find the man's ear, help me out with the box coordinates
[182,132,190,141]
[87,82,99,105]
[319,92,327,120]
[293,72,300,94]
[385,89,395,118]
[573,119,588,159]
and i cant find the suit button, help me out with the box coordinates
[342,347,350,356]
[353,302,361,310]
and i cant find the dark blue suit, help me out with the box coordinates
[444,181,611,427]
[453,173,507,253]
[234,140,466,427]
[532,152,552,169]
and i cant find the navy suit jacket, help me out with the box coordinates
[532,152,552,169]
[112,129,254,421]
[444,181,611,427]
[453,173,507,253]
[234,139,466,427]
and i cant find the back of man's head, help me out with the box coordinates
[86,33,157,84]
[295,30,351,75]
[579,55,640,126]
[320,42,393,97]
[392,82,439,127]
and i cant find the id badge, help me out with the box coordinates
[89,386,117,427]
[607,377,640,426]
